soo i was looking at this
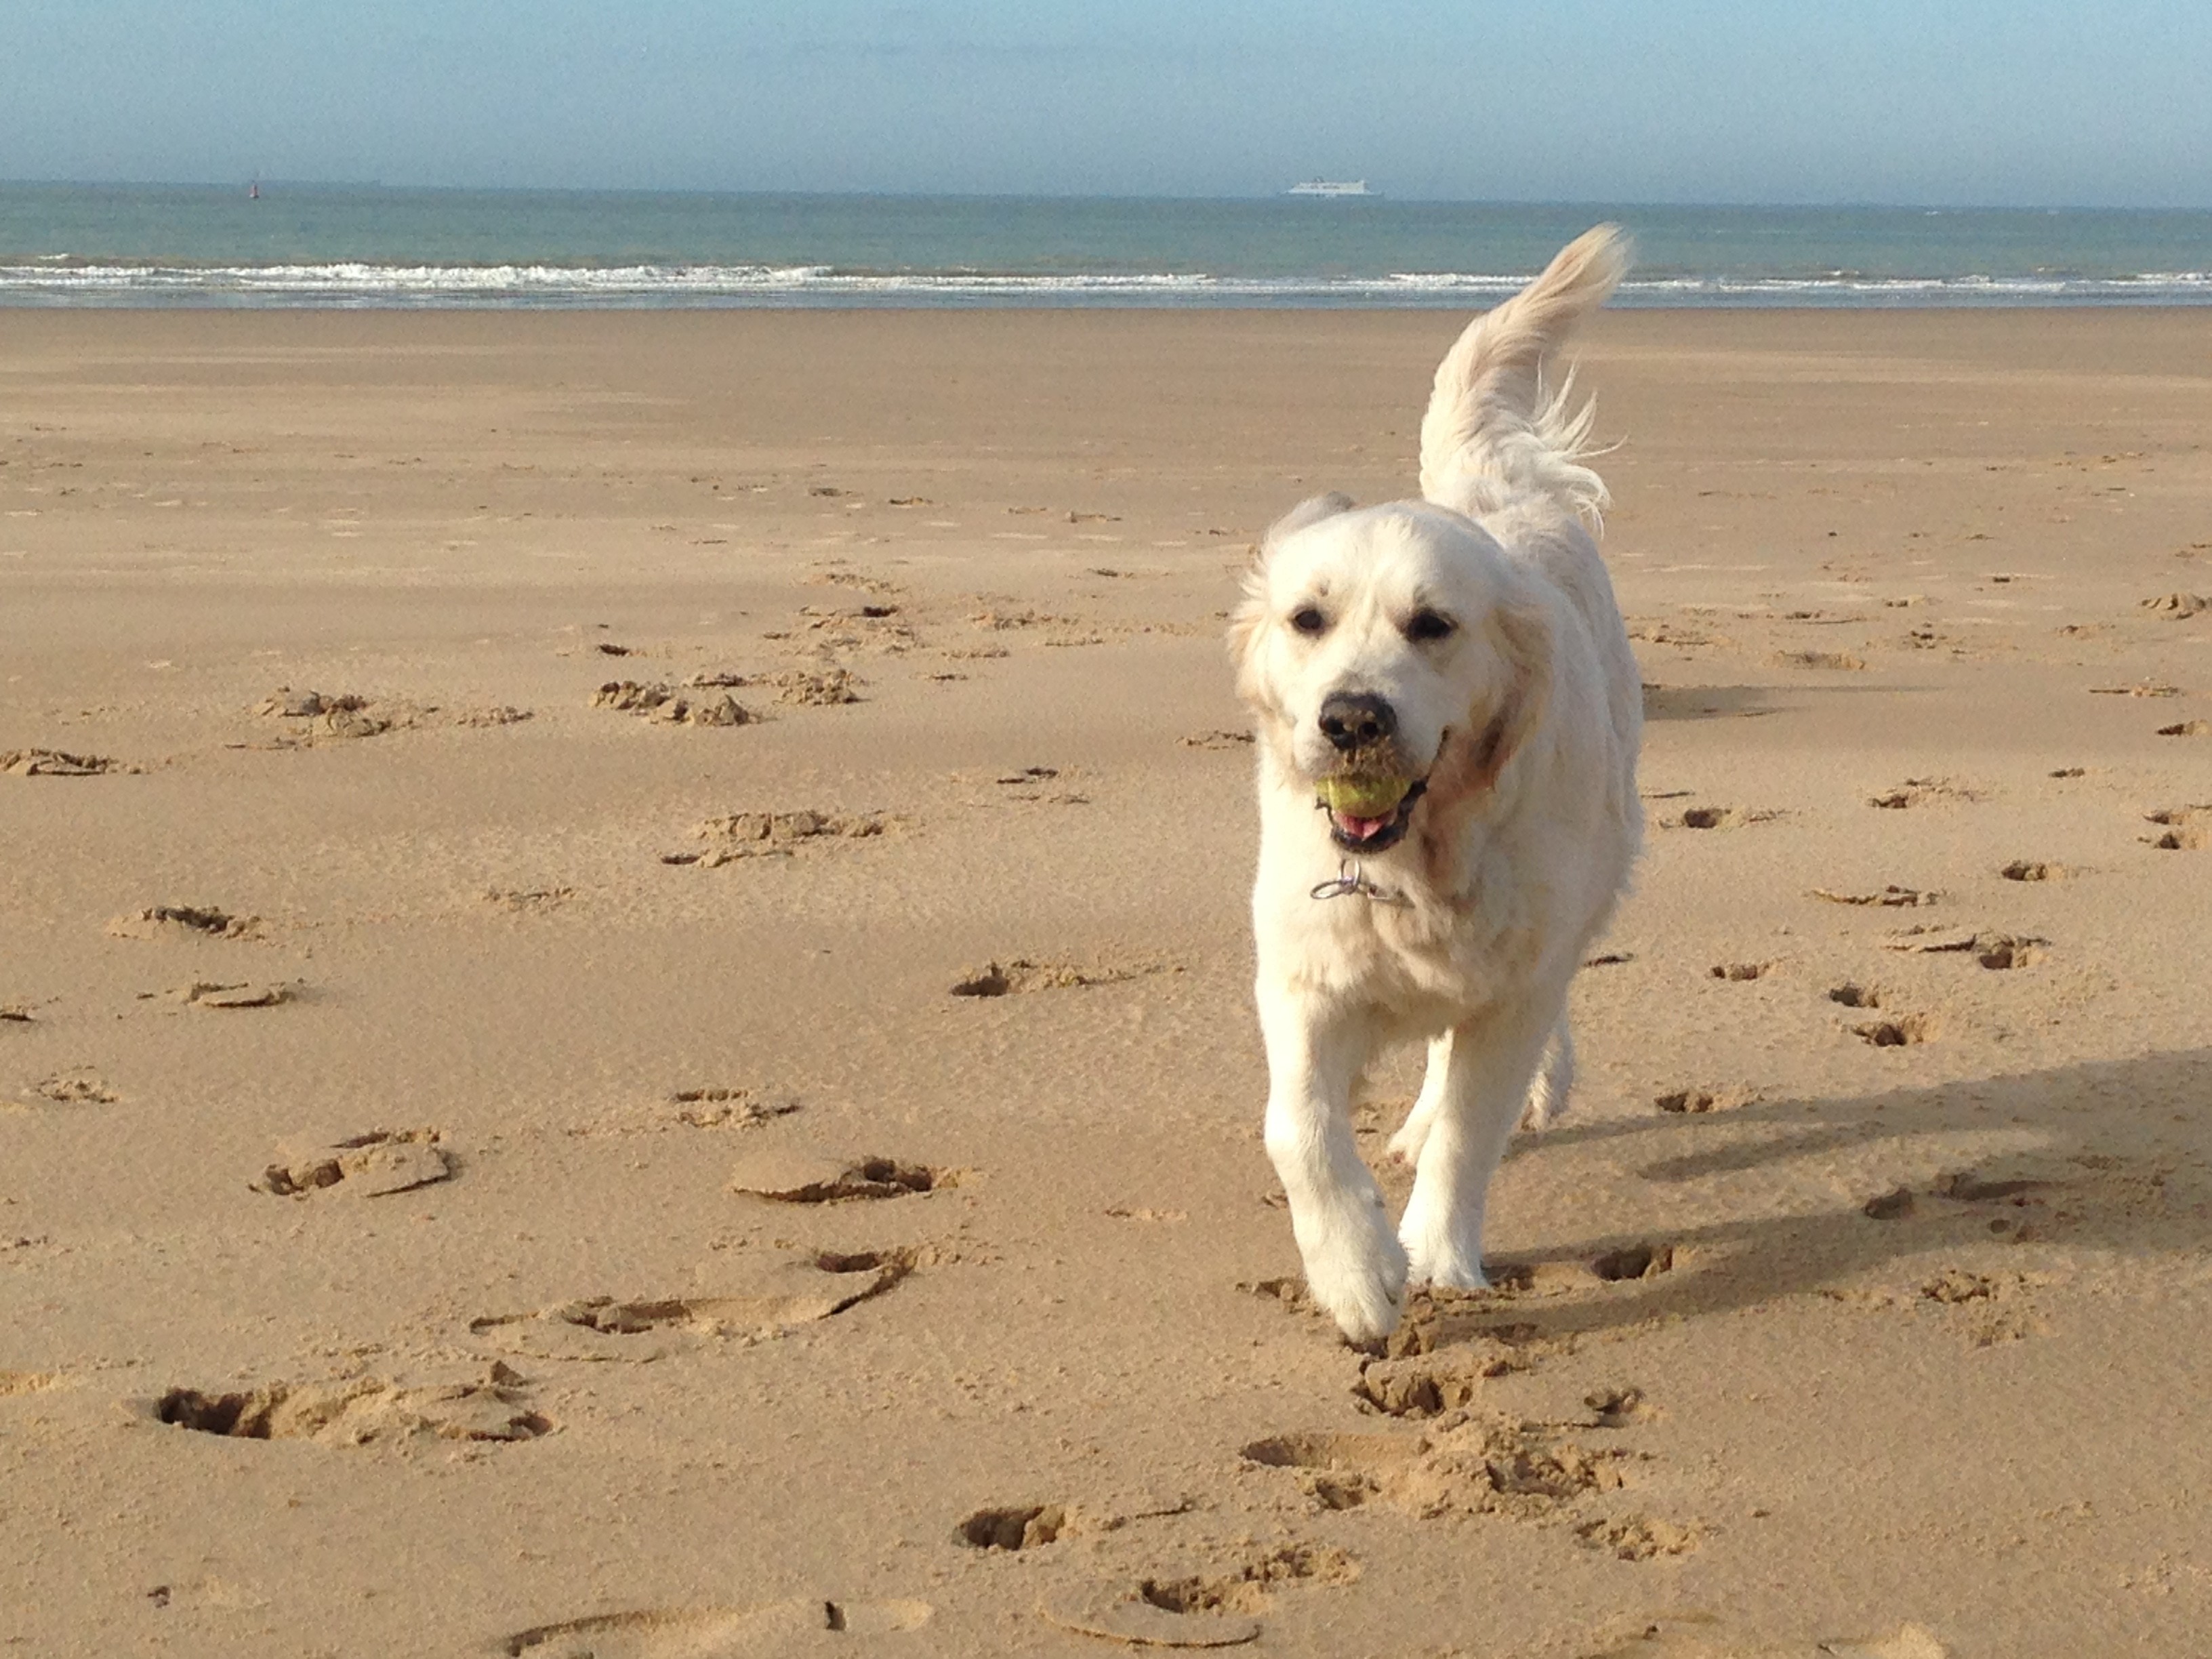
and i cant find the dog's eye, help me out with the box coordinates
[1289,606,1328,636]
[1406,609,1456,642]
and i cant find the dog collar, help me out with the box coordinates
[1309,859,1411,906]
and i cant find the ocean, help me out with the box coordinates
[1,184,2206,310]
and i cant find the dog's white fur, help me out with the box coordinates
[1230,226,1642,1342]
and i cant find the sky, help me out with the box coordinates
[5,1,2209,206]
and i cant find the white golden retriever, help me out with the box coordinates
[1230,226,1641,1342]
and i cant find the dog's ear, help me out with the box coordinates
[1264,491,1355,551]
[1426,586,1555,812]
[1229,493,1355,687]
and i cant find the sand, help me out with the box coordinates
[2,304,2209,1658]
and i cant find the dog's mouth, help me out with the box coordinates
[1316,775,1429,853]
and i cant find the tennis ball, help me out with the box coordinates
[1315,775,1414,818]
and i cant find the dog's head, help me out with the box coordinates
[1230,495,1553,857]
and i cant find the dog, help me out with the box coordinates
[1229,226,1642,1342]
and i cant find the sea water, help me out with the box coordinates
[1,184,2205,308]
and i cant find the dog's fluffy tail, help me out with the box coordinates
[1418,224,1629,527]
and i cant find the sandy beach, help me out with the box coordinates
[3,305,2210,1658]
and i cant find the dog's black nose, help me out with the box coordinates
[1317,692,1396,752]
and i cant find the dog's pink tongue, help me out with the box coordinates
[1333,808,1391,842]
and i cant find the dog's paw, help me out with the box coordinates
[1400,1210,1490,1291]
[1406,1251,1490,1292]
[1300,1223,1408,1343]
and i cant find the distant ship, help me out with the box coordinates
[1285,180,1375,198]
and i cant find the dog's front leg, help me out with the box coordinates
[1397,997,1560,1290]
[1256,983,1406,1342]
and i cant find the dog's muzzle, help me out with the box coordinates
[1315,773,1428,853]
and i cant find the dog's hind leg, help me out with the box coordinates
[1256,985,1407,1343]
[1385,1031,1456,1167]
[1397,994,1562,1290]
[1519,1017,1574,1130]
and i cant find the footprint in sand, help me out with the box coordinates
[2088,681,2181,699]
[1867,777,1983,809]
[7,1069,120,1109]
[145,1365,548,1446]
[1810,884,1938,908]
[1970,935,2045,970]
[1917,1269,2047,1346]
[255,688,441,741]
[2139,591,2211,619]
[1576,1515,1700,1559]
[968,605,1072,634]
[168,980,295,1008]
[501,1598,933,1658]
[1654,1086,1760,1114]
[949,958,1172,997]
[1038,1546,1354,1651]
[1584,1387,1660,1428]
[1880,924,1990,959]
[1864,1167,2053,1229]
[1240,1417,1625,1517]
[253,691,527,737]
[1850,1012,1939,1047]
[1590,1243,1676,1283]
[727,1149,951,1203]
[768,667,864,706]
[1933,1169,2051,1205]
[1353,1350,1517,1418]
[481,886,576,914]
[1771,649,1866,671]
[567,1088,802,1140]
[799,602,918,654]
[1827,981,1884,1009]
[106,905,261,941]
[1,747,136,777]
[951,762,1092,806]
[1666,805,1779,830]
[663,810,892,866]
[2157,720,2212,737]
[594,680,756,726]
[254,1129,453,1198]
[1250,1277,1572,1368]
[668,1087,800,1129]
[1708,961,1774,981]
[1136,1544,1360,1615]
[679,667,864,708]
[468,1250,914,1361]
[1999,860,2066,882]
[2142,806,2212,850]
[955,1503,1069,1551]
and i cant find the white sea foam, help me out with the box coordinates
[1,261,2205,308]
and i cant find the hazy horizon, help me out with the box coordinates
[7,1,2210,211]
[6,181,2211,215]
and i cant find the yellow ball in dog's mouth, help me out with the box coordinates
[1315,775,1415,819]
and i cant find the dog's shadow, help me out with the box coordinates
[1395,1046,2210,1349]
